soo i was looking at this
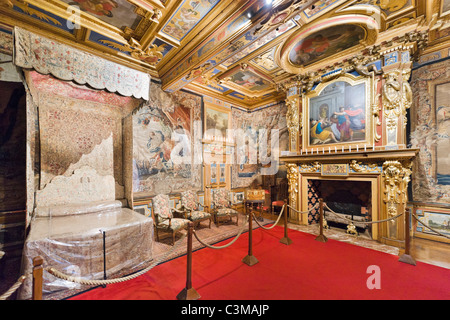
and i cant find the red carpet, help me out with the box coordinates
[69,226,450,300]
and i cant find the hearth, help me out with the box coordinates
[281,149,418,248]
[308,179,372,236]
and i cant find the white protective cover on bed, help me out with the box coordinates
[18,201,153,300]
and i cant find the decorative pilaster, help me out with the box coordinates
[382,160,412,241]
[285,94,301,152]
[286,163,299,221]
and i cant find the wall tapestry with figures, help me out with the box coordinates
[231,102,289,188]
[133,82,203,196]
[410,58,450,204]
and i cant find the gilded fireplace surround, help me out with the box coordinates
[281,149,418,247]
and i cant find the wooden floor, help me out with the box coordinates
[410,237,450,269]
[261,211,450,269]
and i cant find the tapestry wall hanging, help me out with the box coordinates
[231,103,288,188]
[133,82,202,196]
[410,59,450,204]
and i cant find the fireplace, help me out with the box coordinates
[281,149,418,248]
[308,179,372,236]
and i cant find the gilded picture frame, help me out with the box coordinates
[302,73,373,151]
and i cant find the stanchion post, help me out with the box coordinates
[177,222,201,300]
[242,201,258,266]
[315,198,328,243]
[280,200,292,245]
[32,256,43,300]
[399,207,416,266]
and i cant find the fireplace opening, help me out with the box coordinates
[308,179,372,237]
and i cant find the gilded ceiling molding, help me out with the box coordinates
[99,39,166,66]
[8,0,61,26]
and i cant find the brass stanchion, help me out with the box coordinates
[242,201,258,266]
[177,222,201,300]
[399,207,416,266]
[280,200,292,245]
[32,256,43,300]
[315,198,328,243]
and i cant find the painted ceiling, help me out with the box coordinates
[0,0,445,109]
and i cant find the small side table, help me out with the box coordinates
[245,199,264,222]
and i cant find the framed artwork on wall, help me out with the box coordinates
[219,163,226,184]
[302,74,373,151]
[210,163,217,184]
[204,103,230,141]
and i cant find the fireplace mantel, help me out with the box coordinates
[280,148,419,164]
[280,148,419,248]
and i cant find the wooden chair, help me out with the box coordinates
[151,194,190,245]
[210,188,239,227]
[180,190,212,229]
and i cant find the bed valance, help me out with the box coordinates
[13,27,150,100]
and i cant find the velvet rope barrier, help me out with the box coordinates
[193,218,248,249]
[0,275,27,300]
[252,204,285,230]
[287,202,320,214]
[323,203,404,225]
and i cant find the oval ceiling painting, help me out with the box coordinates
[288,24,366,67]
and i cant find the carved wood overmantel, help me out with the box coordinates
[280,148,419,248]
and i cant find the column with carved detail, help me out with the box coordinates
[381,160,412,245]
[286,163,300,223]
[285,85,301,152]
[381,48,414,148]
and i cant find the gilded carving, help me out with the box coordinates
[286,163,299,208]
[99,39,167,66]
[350,55,382,77]
[372,89,382,142]
[383,71,402,109]
[299,161,321,173]
[382,70,402,142]
[379,0,408,11]
[286,97,300,135]
[401,68,412,127]
[349,160,381,173]
[382,160,412,217]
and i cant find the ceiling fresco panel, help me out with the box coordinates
[288,24,366,67]
[59,0,142,30]
[0,0,430,109]
[159,0,220,42]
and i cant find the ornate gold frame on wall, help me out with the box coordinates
[301,73,375,152]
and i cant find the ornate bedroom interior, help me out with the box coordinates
[0,0,449,301]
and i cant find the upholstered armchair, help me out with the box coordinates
[180,190,212,229]
[210,188,239,227]
[151,194,190,245]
